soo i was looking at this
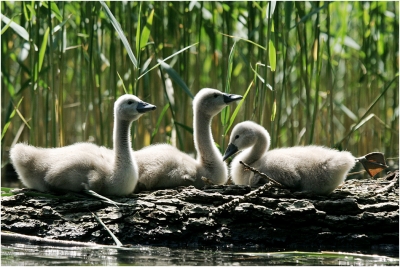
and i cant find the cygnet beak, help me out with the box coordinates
[137,102,157,113]
[223,143,239,161]
[223,93,243,104]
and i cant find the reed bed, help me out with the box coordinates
[1,1,399,178]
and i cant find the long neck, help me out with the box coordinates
[194,111,223,167]
[113,119,133,166]
[108,118,137,194]
[241,131,269,165]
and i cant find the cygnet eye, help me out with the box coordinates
[213,94,218,98]
[235,135,240,139]
[127,100,134,105]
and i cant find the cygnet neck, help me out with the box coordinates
[109,118,136,190]
[113,118,133,162]
[194,111,221,166]
[243,129,269,165]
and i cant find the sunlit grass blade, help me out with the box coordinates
[271,99,276,121]
[52,14,72,35]
[250,63,265,83]
[219,32,266,51]
[225,40,236,93]
[100,1,137,68]
[268,40,276,71]
[265,1,276,18]
[41,1,62,22]
[1,14,37,50]
[138,42,198,81]
[224,80,253,136]
[151,103,170,143]
[334,100,358,121]
[135,2,142,56]
[1,97,29,140]
[250,63,273,91]
[38,27,50,73]
[1,14,28,40]
[221,41,236,127]
[139,9,154,50]
[117,71,128,94]
[140,57,153,74]
[1,14,19,35]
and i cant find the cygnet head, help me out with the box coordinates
[223,121,271,161]
[114,94,157,121]
[193,88,243,117]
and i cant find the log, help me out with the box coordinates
[1,171,398,253]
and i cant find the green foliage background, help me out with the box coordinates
[1,1,399,174]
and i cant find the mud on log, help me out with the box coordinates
[1,171,398,252]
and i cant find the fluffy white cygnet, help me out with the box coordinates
[134,88,242,191]
[10,95,156,196]
[223,121,356,195]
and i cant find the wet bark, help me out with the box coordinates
[1,171,398,253]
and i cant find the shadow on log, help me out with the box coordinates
[1,170,398,254]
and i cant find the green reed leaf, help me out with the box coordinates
[2,97,25,140]
[268,40,276,71]
[221,41,236,126]
[1,14,16,35]
[50,2,63,22]
[100,1,138,68]
[271,99,276,121]
[22,2,34,21]
[138,42,198,81]
[135,2,142,56]
[219,32,266,51]
[140,9,154,50]
[175,122,193,135]
[158,60,193,99]
[38,27,50,72]
[1,14,35,50]
[116,71,128,94]
[52,14,72,35]
[224,81,253,136]
[140,57,153,74]
[250,63,265,83]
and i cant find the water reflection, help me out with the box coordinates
[1,241,398,266]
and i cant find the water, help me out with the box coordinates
[2,241,399,266]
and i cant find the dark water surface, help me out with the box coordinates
[1,241,399,266]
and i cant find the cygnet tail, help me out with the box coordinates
[10,143,44,188]
[10,143,36,169]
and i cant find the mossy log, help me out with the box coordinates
[1,171,398,253]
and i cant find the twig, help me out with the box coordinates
[239,161,284,187]
[91,211,123,247]
[211,162,286,215]
[83,189,131,208]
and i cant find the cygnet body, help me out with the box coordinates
[134,88,242,191]
[223,121,356,195]
[10,95,156,196]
